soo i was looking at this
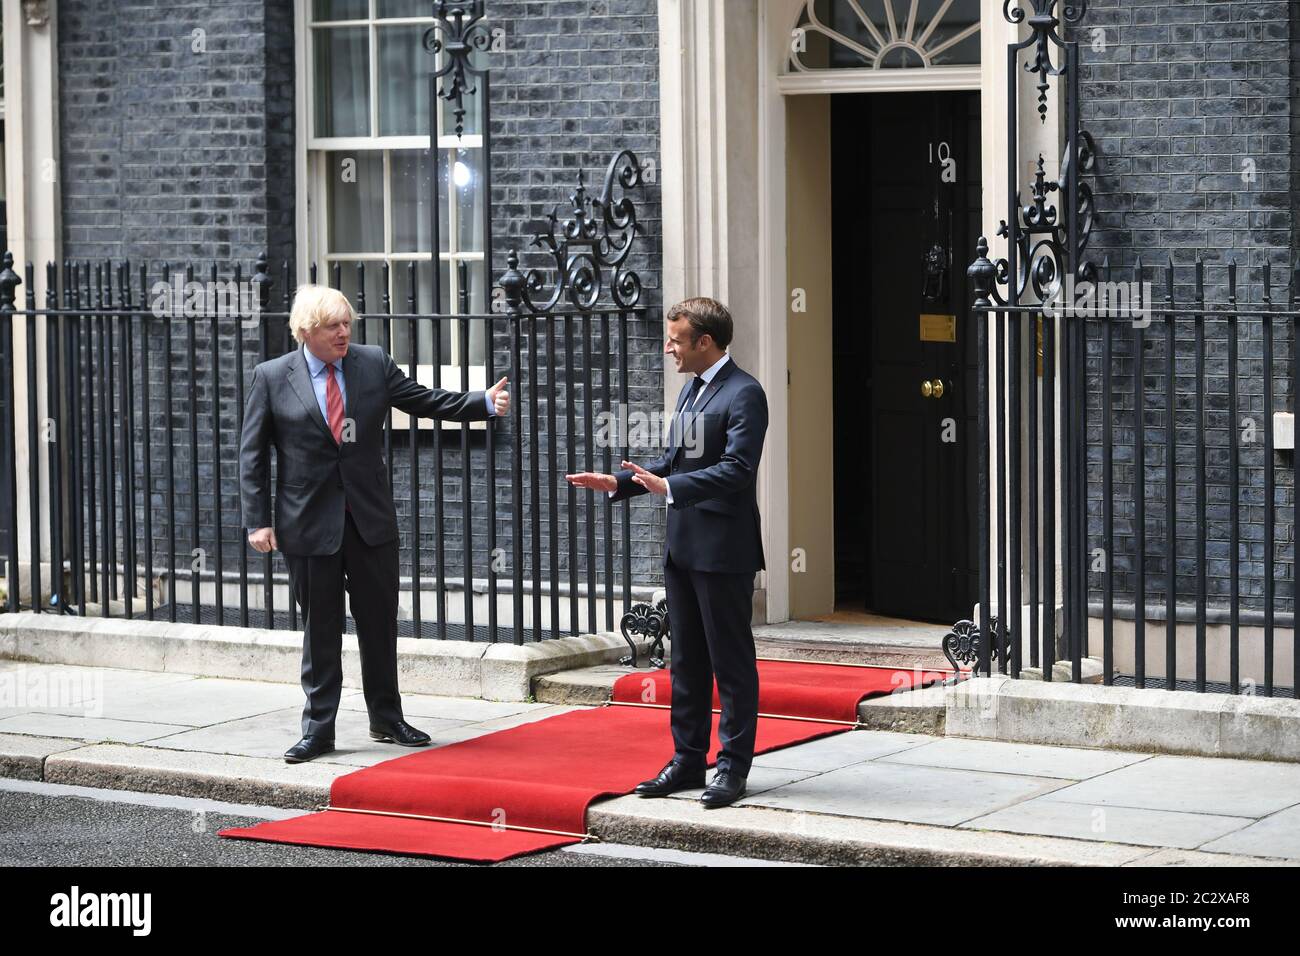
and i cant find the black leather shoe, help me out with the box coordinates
[368,719,431,747]
[284,735,335,764]
[700,771,747,809]
[633,760,706,797]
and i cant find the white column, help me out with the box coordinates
[659,0,784,622]
[3,0,62,600]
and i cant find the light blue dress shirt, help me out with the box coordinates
[302,345,347,423]
[301,345,496,422]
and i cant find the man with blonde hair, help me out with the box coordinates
[239,284,510,763]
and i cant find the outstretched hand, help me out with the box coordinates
[487,376,510,416]
[565,471,616,493]
[622,460,667,496]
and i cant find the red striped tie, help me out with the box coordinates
[326,363,350,513]
[326,363,345,444]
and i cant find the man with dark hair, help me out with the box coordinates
[567,296,768,808]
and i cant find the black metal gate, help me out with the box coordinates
[952,0,1299,697]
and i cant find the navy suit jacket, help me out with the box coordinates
[611,357,768,574]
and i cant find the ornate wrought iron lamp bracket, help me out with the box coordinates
[423,0,493,139]
[977,1,1099,311]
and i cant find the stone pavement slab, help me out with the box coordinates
[140,706,471,766]
[66,675,305,726]
[0,662,198,718]
[1198,804,1300,860]
[750,729,931,772]
[961,799,1253,849]
[877,737,1152,780]
[337,691,553,723]
[1036,754,1300,819]
[0,712,192,744]
[740,759,1070,826]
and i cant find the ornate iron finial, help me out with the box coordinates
[252,250,272,311]
[498,248,525,315]
[423,0,492,139]
[1005,0,1088,123]
[1022,154,1060,230]
[968,236,998,309]
[0,252,22,312]
[515,149,646,313]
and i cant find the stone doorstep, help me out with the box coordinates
[947,676,1300,764]
[0,612,656,702]
[7,737,1293,867]
[535,662,951,732]
[540,663,1300,765]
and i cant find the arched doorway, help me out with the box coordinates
[778,0,984,624]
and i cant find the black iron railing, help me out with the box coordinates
[965,252,1300,697]
[0,239,650,644]
[951,0,1299,696]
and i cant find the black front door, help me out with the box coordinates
[831,90,981,624]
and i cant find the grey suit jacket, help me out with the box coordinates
[239,343,491,556]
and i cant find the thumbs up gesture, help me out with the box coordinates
[487,376,510,417]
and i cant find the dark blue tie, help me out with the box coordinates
[688,376,706,407]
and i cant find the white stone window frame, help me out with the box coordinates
[293,0,488,431]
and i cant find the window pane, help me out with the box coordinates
[327,152,385,254]
[330,261,379,317]
[436,258,453,361]
[391,259,444,314]
[391,149,446,253]
[928,30,980,67]
[314,27,369,137]
[377,0,429,19]
[450,259,487,364]
[378,25,431,136]
[391,260,451,363]
[920,0,979,65]
[443,147,484,252]
[313,0,368,21]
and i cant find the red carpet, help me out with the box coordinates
[218,660,957,862]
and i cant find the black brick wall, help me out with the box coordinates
[1074,1,1296,615]
[59,0,295,264]
[53,0,666,606]
[469,0,665,589]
